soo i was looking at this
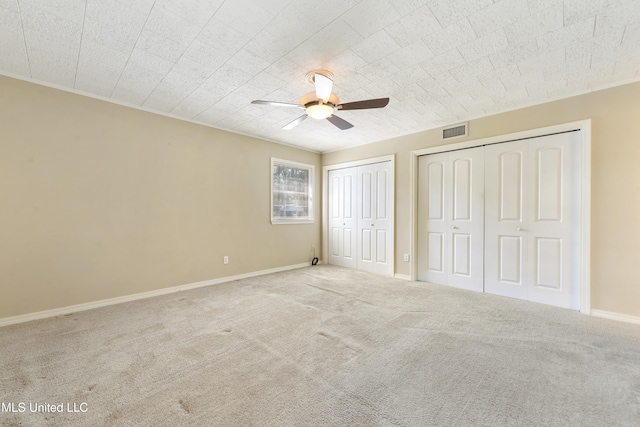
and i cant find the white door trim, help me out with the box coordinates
[410,120,591,314]
[323,155,395,275]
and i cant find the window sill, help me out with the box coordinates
[271,218,315,225]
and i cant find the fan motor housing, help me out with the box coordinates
[300,92,340,106]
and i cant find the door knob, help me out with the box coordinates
[451,225,458,230]
[517,227,527,231]
[371,224,375,227]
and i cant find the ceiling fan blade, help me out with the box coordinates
[282,114,308,130]
[252,100,303,109]
[314,73,333,102]
[327,115,354,130]
[338,97,390,110]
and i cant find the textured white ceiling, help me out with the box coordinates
[2,0,640,152]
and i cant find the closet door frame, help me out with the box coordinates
[322,155,395,277]
[409,120,592,314]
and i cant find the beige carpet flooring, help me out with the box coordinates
[1,265,640,426]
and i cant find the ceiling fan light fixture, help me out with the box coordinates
[251,73,388,131]
[306,103,334,120]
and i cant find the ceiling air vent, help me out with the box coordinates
[442,123,468,140]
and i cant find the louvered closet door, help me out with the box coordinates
[328,168,357,268]
[417,147,484,292]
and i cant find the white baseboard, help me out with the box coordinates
[394,274,412,281]
[0,263,311,328]
[590,309,640,325]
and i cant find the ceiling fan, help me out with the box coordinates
[251,70,389,131]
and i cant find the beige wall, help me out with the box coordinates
[323,81,640,318]
[0,76,322,319]
[3,75,639,321]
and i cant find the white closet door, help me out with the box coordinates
[448,148,485,292]
[485,132,578,309]
[418,147,484,291]
[328,168,357,268]
[526,133,577,309]
[484,140,529,299]
[357,162,393,276]
[418,152,449,284]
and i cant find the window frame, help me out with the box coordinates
[270,158,315,225]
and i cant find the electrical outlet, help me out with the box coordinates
[403,254,410,262]
[223,256,229,265]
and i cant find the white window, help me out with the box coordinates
[271,158,314,224]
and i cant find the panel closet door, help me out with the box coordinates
[328,161,393,276]
[328,167,357,268]
[357,162,393,276]
[485,132,579,309]
[417,147,484,292]
[526,132,579,309]
[484,140,529,300]
[417,152,448,285]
